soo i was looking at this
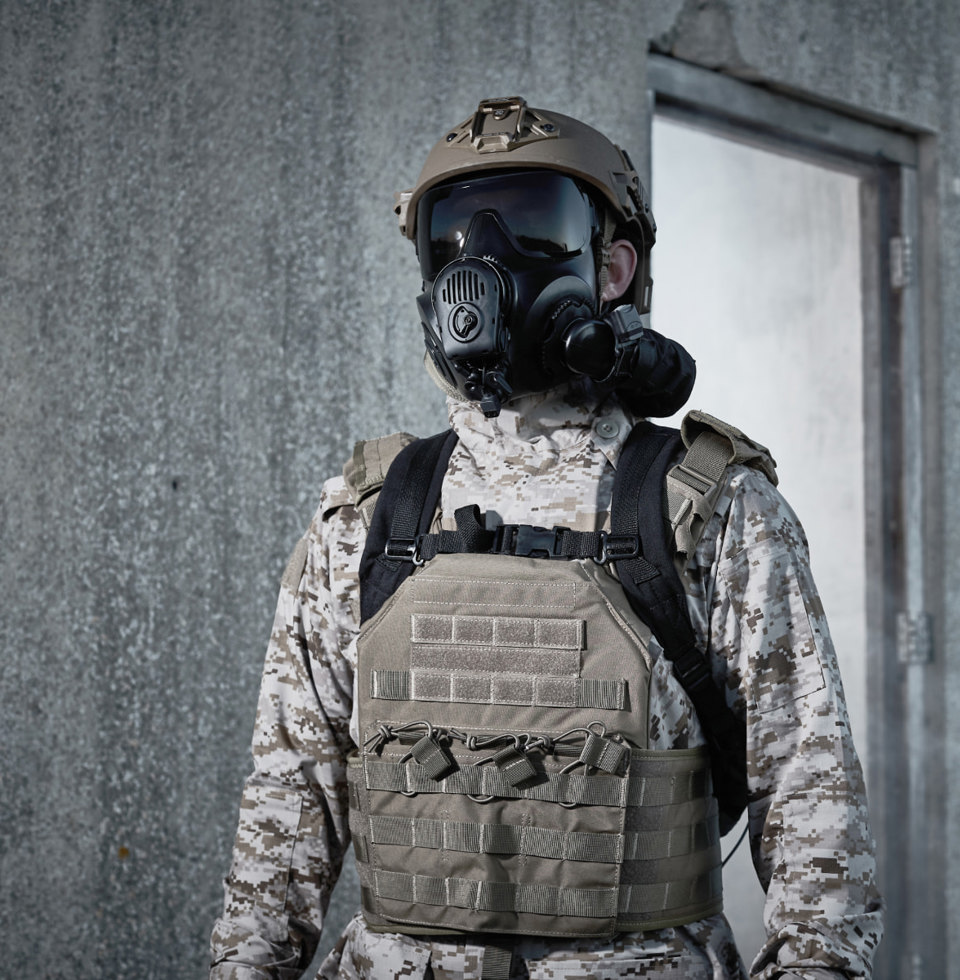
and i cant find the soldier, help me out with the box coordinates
[210,98,883,979]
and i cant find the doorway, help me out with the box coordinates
[652,109,866,965]
[648,54,933,978]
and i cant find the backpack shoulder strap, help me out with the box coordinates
[357,429,459,624]
[667,409,778,557]
[612,420,747,834]
[343,431,420,528]
[611,422,699,678]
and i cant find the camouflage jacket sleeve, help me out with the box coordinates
[209,477,364,980]
[686,466,883,980]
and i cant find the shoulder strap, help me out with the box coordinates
[358,430,459,624]
[612,421,747,835]
[667,409,777,557]
[343,431,419,528]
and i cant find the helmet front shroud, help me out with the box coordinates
[396,97,693,418]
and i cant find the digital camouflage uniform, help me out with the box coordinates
[210,390,883,980]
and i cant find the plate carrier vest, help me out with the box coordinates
[333,411,776,941]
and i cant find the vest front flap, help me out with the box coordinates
[359,553,654,743]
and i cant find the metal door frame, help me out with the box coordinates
[647,53,943,980]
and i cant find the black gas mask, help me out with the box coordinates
[415,171,651,417]
[414,169,698,419]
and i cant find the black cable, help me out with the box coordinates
[721,822,750,868]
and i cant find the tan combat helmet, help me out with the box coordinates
[395,96,657,314]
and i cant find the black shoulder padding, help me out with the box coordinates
[358,429,458,624]
[612,422,747,834]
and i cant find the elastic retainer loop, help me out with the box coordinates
[492,746,538,787]
[409,734,457,781]
[579,732,629,775]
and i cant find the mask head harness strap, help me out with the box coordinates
[595,207,618,306]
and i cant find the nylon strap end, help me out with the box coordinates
[410,735,457,781]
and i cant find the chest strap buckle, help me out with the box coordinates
[384,537,425,566]
[595,531,641,565]
[498,524,569,558]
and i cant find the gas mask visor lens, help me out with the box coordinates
[416,171,596,280]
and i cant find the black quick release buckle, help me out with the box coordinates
[593,531,641,565]
[498,524,568,559]
[384,537,424,566]
[386,525,641,566]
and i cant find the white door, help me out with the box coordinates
[652,112,869,966]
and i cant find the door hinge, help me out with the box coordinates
[897,611,933,664]
[890,235,914,290]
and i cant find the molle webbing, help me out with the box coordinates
[370,669,627,710]
[349,811,718,864]
[348,748,721,935]
[355,865,722,924]
[353,553,723,937]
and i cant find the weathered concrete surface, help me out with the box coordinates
[1,1,957,977]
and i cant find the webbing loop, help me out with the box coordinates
[385,521,640,566]
[355,864,722,928]
[481,944,513,980]
[348,811,719,864]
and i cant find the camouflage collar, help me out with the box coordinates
[447,390,635,468]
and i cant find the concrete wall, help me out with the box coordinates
[1,1,956,977]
